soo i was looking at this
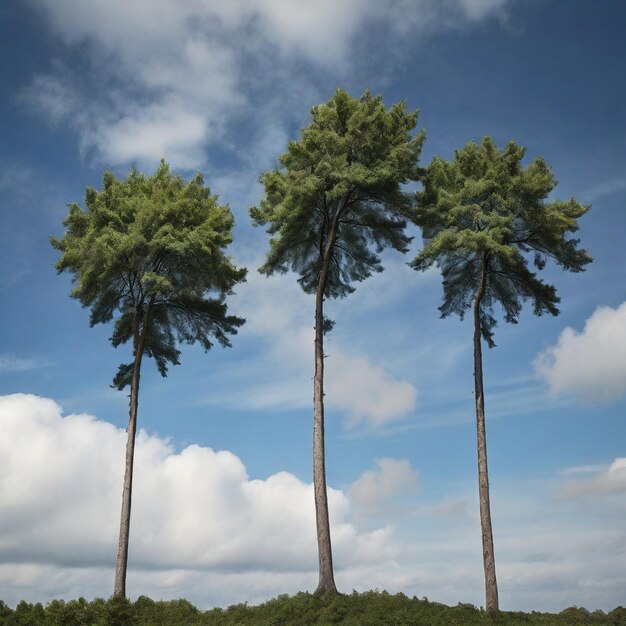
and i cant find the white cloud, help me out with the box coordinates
[24,0,518,169]
[559,458,626,499]
[0,394,625,611]
[0,393,400,605]
[559,463,607,476]
[349,458,419,511]
[0,394,396,569]
[229,269,419,427]
[248,0,365,65]
[534,302,626,403]
[88,100,211,170]
[24,1,243,168]
[361,0,510,37]
[326,354,418,427]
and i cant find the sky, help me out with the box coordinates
[0,0,625,613]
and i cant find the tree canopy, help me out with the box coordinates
[251,88,425,297]
[410,137,592,346]
[52,161,246,385]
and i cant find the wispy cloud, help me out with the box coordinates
[0,355,49,373]
[205,266,420,428]
[559,463,608,476]
[0,163,34,194]
[581,177,626,202]
[23,0,518,170]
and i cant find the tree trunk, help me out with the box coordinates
[473,254,499,613]
[113,305,151,598]
[313,216,341,596]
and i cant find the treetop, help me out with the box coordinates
[411,137,592,346]
[52,161,246,386]
[251,88,425,298]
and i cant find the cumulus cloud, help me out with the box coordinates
[0,394,445,605]
[0,394,625,611]
[23,0,516,169]
[88,100,211,171]
[327,355,418,427]
[0,394,397,591]
[349,458,419,511]
[534,302,626,403]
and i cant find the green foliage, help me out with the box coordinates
[41,598,103,626]
[104,595,137,626]
[410,137,591,346]
[9,601,44,626]
[251,88,425,297]
[52,161,246,386]
[0,594,624,626]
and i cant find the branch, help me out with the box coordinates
[488,268,535,290]
[330,252,350,284]
[333,242,379,270]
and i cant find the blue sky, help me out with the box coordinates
[1,0,625,613]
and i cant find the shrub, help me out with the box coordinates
[0,592,623,625]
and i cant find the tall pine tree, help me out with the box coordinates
[252,89,424,594]
[52,162,246,597]
[410,137,591,612]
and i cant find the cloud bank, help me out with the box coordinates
[0,393,399,605]
[0,393,625,611]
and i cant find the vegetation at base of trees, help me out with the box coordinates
[0,592,624,626]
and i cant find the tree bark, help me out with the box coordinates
[313,215,341,596]
[473,253,499,613]
[113,304,151,598]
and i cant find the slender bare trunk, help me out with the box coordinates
[113,304,151,597]
[313,215,341,596]
[473,253,499,612]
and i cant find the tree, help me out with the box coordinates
[51,161,246,597]
[251,89,424,594]
[410,137,591,612]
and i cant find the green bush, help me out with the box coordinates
[104,595,136,626]
[0,592,623,625]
